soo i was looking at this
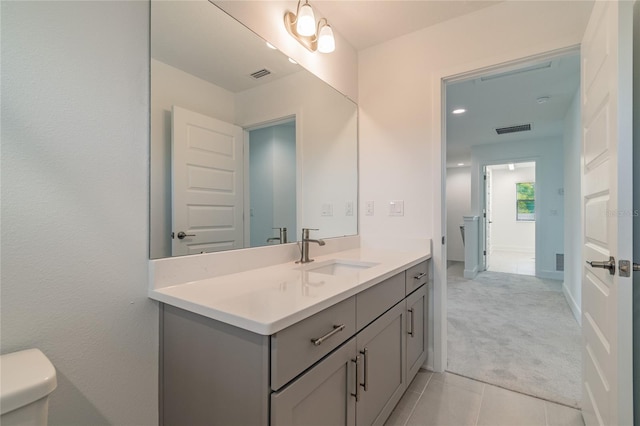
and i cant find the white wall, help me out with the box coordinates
[472,139,564,280]
[1,2,157,425]
[446,167,471,261]
[563,90,582,323]
[236,71,358,240]
[632,0,640,417]
[490,165,536,253]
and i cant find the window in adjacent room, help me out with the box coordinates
[516,182,535,221]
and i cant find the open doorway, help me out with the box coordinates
[484,161,536,276]
[444,51,581,407]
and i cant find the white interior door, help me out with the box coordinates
[171,106,244,256]
[484,166,492,270]
[580,1,634,425]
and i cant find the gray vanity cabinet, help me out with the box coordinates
[355,302,406,426]
[271,339,357,426]
[406,284,428,382]
[160,261,429,426]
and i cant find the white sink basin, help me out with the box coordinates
[299,259,379,276]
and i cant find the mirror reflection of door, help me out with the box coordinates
[171,106,244,256]
[248,120,297,247]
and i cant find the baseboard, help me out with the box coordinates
[537,270,564,281]
[562,282,582,326]
[463,265,478,279]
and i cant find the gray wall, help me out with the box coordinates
[1,2,157,424]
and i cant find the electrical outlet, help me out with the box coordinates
[321,203,333,216]
[365,201,374,216]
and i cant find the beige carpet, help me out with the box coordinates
[447,262,581,408]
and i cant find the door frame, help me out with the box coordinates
[432,45,579,372]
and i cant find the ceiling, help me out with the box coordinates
[312,1,502,50]
[446,54,581,168]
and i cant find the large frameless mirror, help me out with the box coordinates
[150,0,358,259]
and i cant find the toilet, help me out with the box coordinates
[1,349,57,426]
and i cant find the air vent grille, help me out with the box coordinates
[250,69,271,79]
[495,124,531,135]
[556,253,564,272]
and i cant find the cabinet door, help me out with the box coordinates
[355,302,406,426]
[271,339,357,426]
[406,284,427,383]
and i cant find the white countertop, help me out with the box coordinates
[149,246,430,335]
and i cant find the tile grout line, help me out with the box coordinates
[473,383,486,426]
[402,372,434,426]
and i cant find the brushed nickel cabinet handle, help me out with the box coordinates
[359,348,369,392]
[408,308,415,337]
[351,356,360,402]
[311,324,345,346]
[413,272,427,280]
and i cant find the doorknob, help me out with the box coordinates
[176,231,196,240]
[618,260,640,277]
[586,256,616,275]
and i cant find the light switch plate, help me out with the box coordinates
[365,201,374,216]
[345,201,353,216]
[389,200,404,216]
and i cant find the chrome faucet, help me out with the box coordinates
[296,228,325,264]
[267,227,288,244]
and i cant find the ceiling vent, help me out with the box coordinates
[249,69,272,79]
[495,124,532,135]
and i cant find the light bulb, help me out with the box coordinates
[296,3,316,36]
[317,24,335,53]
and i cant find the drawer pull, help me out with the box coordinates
[408,308,415,337]
[360,347,369,391]
[311,324,345,346]
[351,356,361,402]
[413,272,427,280]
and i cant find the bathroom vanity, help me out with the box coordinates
[151,247,430,426]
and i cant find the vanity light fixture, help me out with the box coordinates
[284,0,336,53]
[452,108,466,114]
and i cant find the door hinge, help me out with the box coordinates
[484,250,486,256]
[442,236,445,245]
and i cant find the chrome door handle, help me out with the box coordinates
[618,260,640,277]
[176,231,196,240]
[586,256,615,275]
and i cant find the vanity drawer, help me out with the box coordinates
[270,296,356,391]
[405,261,428,295]
[356,272,405,330]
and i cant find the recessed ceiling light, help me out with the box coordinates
[457,163,465,166]
[452,108,466,114]
[288,58,297,64]
[266,42,277,50]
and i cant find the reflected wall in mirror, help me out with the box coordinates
[150,0,358,259]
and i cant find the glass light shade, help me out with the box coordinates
[296,3,316,37]
[317,24,335,53]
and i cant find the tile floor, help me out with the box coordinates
[487,250,536,276]
[385,371,584,426]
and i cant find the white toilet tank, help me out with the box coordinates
[1,349,57,426]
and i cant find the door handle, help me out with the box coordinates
[351,356,360,402]
[618,260,640,277]
[359,348,369,392]
[586,256,615,275]
[176,231,196,240]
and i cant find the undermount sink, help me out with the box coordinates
[299,259,379,276]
